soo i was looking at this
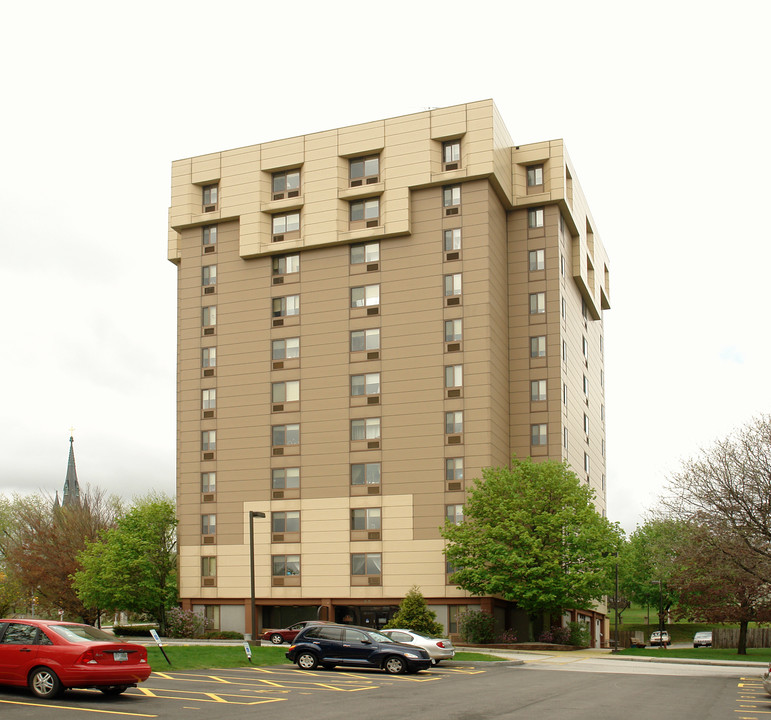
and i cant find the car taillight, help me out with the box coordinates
[436,641,446,648]
[78,650,98,665]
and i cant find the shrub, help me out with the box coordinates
[538,625,571,644]
[496,628,518,644]
[113,625,157,637]
[204,630,243,640]
[567,621,590,647]
[457,610,496,644]
[165,607,211,638]
[383,586,445,636]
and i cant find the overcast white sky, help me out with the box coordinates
[2,0,769,533]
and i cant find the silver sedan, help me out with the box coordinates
[380,629,455,664]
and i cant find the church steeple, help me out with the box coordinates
[62,435,81,507]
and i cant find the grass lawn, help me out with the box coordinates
[144,645,503,671]
[617,646,771,663]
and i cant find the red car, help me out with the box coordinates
[0,618,151,698]
[261,620,327,645]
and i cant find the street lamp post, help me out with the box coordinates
[248,511,266,642]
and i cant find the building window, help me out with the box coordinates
[201,514,216,535]
[202,306,216,327]
[446,504,464,525]
[272,511,300,533]
[351,242,379,264]
[443,228,462,251]
[202,265,217,287]
[272,424,299,446]
[351,284,380,307]
[564,427,569,449]
[584,413,590,435]
[528,208,544,228]
[351,329,380,351]
[272,254,300,275]
[530,336,546,358]
[527,165,544,187]
[271,169,300,200]
[350,198,380,228]
[351,462,381,485]
[445,365,463,388]
[351,508,381,531]
[201,472,216,492]
[600,369,604,388]
[201,556,216,578]
[272,554,300,576]
[202,225,217,246]
[529,249,545,271]
[563,382,568,406]
[351,373,380,396]
[442,140,461,170]
[561,298,566,319]
[584,453,590,473]
[201,431,216,451]
[349,155,379,186]
[582,337,589,359]
[351,418,380,440]
[202,184,218,210]
[529,292,545,314]
[561,254,566,276]
[272,295,300,317]
[445,411,463,435]
[531,424,547,446]
[272,337,300,359]
[445,319,462,343]
[446,458,463,482]
[530,380,546,402]
[202,347,216,368]
[272,381,299,403]
[202,389,216,410]
[351,553,381,576]
[272,212,300,240]
[562,341,568,364]
[272,467,300,489]
[583,375,589,395]
[444,273,462,296]
[443,185,461,208]
[601,404,605,422]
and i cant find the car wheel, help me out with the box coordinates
[383,656,407,675]
[270,633,284,645]
[296,652,319,670]
[100,686,129,696]
[29,667,63,699]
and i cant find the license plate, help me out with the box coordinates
[114,652,128,662]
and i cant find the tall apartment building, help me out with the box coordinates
[168,100,611,644]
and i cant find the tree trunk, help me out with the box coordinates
[738,620,748,654]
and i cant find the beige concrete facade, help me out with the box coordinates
[168,100,611,643]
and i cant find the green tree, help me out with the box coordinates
[442,458,621,616]
[73,493,177,632]
[618,519,683,624]
[383,586,445,636]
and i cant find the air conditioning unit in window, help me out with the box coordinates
[447,435,461,445]
[368,531,381,540]
[202,535,215,544]
[273,447,284,456]
[288,190,300,198]
[366,351,379,360]
[445,251,460,261]
[444,162,459,171]
[273,577,285,586]
[366,263,379,272]
[273,319,284,327]
[446,389,461,398]
[272,361,284,369]
[204,286,215,295]
[367,441,380,449]
[445,207,459,216]
[368,576,381,586]
[273,193,285,200]
[272,235,284,243]
[446,343,461,352]
[272,404,284,412]
[446,297,460,307]
[272,277,284,285]
[447,482,462,492]
[367,396,380,405]
[203,410,215,419]
[366,177,379,185]
[350,179,363,187]
[203,204,216,213]
[203,368,215,377]
[366,307,379,316]
[272,491,284,499]
[203,327,215,335]
[202,452,215,460]
[202,493,215,503]
[366,220,378,228]
[204,245,216,254]
[203,577,215,587]
[367,486,381,495]
[272,533,284,542]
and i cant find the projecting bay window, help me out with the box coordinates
[442,140,461,171]
[527,164,544,192]
[272,555,300,586]
[349,198,380,230]
[271,511,300,543]
[351,508,381,541]
[349,155,380,186]
[351,552,381,586]
[272,212,300,243]
[271,169,301,200]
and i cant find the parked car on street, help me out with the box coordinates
[286,622,432,674]
[379,629,455,664]
[649,630,671,646]
[0,618,151,699]
[763,663,771,696]
[261,620,327,645]
[693,631,712,648]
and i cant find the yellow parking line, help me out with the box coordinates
[0,699,157,717]
[203,693,227,702]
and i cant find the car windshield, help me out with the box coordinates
[49,624,119,643]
